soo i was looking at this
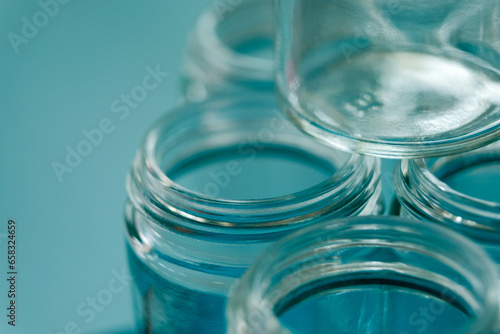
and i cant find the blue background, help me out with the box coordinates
[0,1,212,333]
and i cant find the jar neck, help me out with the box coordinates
[128,152,380,232]
[394,144,500,245]
[227,217,500,334]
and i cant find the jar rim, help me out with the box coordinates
[394,143,500,232]
[184,0,274,83]
[127,94,381,231]
[227,216,500,334]
[413,157,500,207]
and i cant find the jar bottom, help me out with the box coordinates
[168,144,335,200]
[282,46,500,157]
[298,50,499,138]
[279,286,469,334]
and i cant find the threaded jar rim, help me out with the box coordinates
[126,93,381,235]
[183,0,274,89]
[394,141,500,237]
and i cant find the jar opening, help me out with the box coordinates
[129,95,381,229]
[216,0,273,63]
[428,145,500,204]
[437,161,500,203]
[394,142,500,235]
[149,100,350,206]
[231,36,273,62]
[167,144,335,200]
[278,276,473,334]
[189,0,274,82]
[271,253,482,334]
[227,217,500,334]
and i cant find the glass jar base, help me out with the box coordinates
[280,49,500,158]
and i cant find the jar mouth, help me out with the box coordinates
[184,0,274,84]
[127,94,381,231]
[394,141,500,235]
[227,216,500,334]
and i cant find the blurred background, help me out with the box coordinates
[0,1,212,333]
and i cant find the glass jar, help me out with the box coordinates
[227,216,500,334]
[182,0,273,102]
[124,93,382,333]
[393,141,500,266]
[274,0,500,158]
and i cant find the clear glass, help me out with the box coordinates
[182,0,273,102]
[124,93,382,333]
[274,0,500,158]
[393,141,500,266]
[227,216,500,334]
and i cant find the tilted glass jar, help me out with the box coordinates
[124,93,382,333]
[182,0,274,102]
[393,141,500,266]
[274,0,500,158]
[227,216,500,334]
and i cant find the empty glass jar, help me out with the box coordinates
[227,216,500,334]
[274,0,500,157]
[393,141,500,266]
[124,93,382,333]
[182,0,273,102]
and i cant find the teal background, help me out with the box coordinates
[0,1,211,333]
